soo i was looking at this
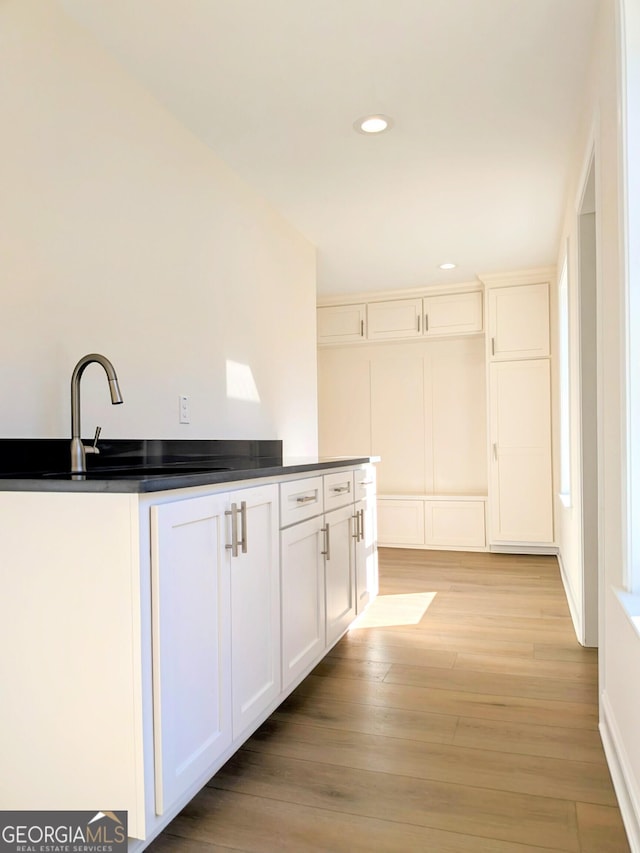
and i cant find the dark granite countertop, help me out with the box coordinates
[0,439,372,493]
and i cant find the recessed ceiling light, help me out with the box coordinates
[354,115,393,134]
[439,263,457,270]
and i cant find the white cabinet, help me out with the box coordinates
[488,282,550,360]
[280,466,377,683]
[489,359,553,543]
[367,298,422,340]
[354,467,378,613]
[280,515,326,689]
[423,291,483,337]
[150,494,232,816]
[227,484,280,740]
[151,484,281,815]
[378,496,486,549]
[424,499,486,547]
[318,303,366,344]
[324,503,357,646]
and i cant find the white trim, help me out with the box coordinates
[600,690,640,853]
[557,549,584,645]
[477,266,556,288]
[317,279,482,307]
[489,544,558,555]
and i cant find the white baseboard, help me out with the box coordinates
[489,543,558,555]
[557,550,584,645]
[600,691,640,853]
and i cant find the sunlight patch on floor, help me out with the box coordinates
[349,592,437,629]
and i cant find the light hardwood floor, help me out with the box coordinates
[148,548,630,852]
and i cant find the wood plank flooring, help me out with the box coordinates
[148,548,630,852]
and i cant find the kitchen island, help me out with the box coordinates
[0,440,377,850]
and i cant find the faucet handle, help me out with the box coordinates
[86,426,101,455]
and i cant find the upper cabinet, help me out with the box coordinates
[368,298,423,340]
[317,303,366,344]
[423,291,483,337]
[318,286,483,346]
[487,282,549,360]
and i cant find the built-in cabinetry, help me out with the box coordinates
[483,275,554,547]
[318,271,555,552]
[0,461,377,852]
[318,287,483,345]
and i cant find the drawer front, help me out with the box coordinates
[323,471,355,512]
[279,477,324,528]
[354,466,376,502]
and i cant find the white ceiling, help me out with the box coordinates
[61,0,600,296]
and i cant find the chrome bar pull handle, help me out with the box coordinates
[493,443,498,461]
[360,319,365,337]
[239,500,248,554]
[321,523,331,560]
[491,337,495,356]
[225,504,239,557]
[417,314,421,333]
[425,314,429,332]
[352,512,359,540]
[296,494,316,504]
[359,508,365,541]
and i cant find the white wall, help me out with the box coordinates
[0,0,318,455]
[555,0,640,847]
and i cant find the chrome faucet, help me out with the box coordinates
[70,353,123,473]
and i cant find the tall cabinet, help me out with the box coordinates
[482,272,554,548]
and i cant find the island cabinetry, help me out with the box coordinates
[324,502,357,646]
[280,513,326,689]
[150,494,232,817]
[226,483,280,740]
[353,467,378,612]
[150,482,280,816]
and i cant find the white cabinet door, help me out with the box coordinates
[324,503,357,646]
[367,298,422,340]
[423,291,483,336]
[488,283,550,360]
[227,484,280,740]
[354,496,378,613]
[377,498,425,545]
[489,360,553,543]
[281,515,326,689]
[318,304,366,344]
[150,494,232,816]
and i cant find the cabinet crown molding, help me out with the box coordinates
[317,280,482,307]
[478,266,556,288]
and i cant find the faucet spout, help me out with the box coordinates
[70,353,123,474]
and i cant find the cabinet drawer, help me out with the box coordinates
[279,477,324,527]
[323,471,355,511]
[354,466,376,502]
